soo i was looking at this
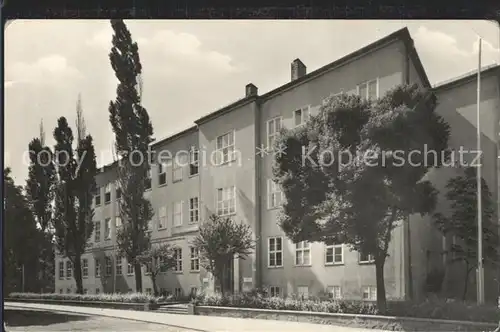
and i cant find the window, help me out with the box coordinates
[158,256,168,273]
[190,247,200,271]
[116,256,122,276]
[67,288,71,294]
[59,289,63,294]
[173,248,183,272]
[158,206,167,230]
[190,287,198,297]
[267,117,282,149]
[105,257,112,276]
[325,244,343,265]
[216,186,236,216]
[94,187,101,206]
[82,259,88,278]
[215,131,236,165]
[95,288,100,294]
[270,286,281,297]
[268,237,283,268]
[83,289,88,294]
[357,79,378,100]
[173,155,184,182]
[127,260,134,275]
[58,261,64,279]
[94,221,101,242]
[173,201,183,227]
[359,251,375,264]
[189,148,199,176]
[297,286,309,300]
[104,218,111,240]
[104,183,111,204]
[115,181,122,200]
[295,241,311,266]
[145,288,152,295]
[66,260,72,278]
[362,286,377,300]
[294,106,310,127]
[145,169,152,190]
[326,286,342,299]
[189,197,199,223]
[115,216,122,229]
[158,161,168,186]
[95,259,101,277]
[175,287,183,298]
[267,179,283,209]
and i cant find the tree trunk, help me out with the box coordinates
[73,254,84,294]
[375,257,387,313]
[462,263,470,300]
[151,273,158,296]
[134,263,143,293]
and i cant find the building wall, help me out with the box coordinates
[258,39,407,299]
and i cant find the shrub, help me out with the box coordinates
[192,291,499,323]
[8,292,161,304]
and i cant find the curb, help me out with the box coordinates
[5,303,210,332]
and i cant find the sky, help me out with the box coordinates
[4,20,500,185]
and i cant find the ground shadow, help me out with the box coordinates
[4,309,90,327]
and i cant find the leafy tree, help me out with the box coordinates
[25,120,57,292]
[433,166,498,300]
[136,243,176,296]
[52,100,97,294]
[108,19,154,292]
[192,214,255,294]
[4,168,42,293]
[273,85,450,312]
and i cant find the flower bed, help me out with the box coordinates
[8,292,161,304]
[191,291,500,323]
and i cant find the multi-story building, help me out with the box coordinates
[55,27,500,303]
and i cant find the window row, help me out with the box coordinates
[58,248,200,279]
[267,237,375,268]
[267,285,376,301]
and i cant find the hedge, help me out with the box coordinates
[8,292,163,304]
[191,290,500,323]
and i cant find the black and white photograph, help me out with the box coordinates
[3,19,500,331]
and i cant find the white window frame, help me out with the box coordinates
[356,78,379,100]
[116,256,123,276]
[359,251,375,264]
[295,241,311,266]
[215,131,236,165]
[267,178,283,209]
[95,288,100,294]
[297,286,309,299]
[189,147,199,176]
[94,187,101,206]
[158,206,167,230]
[268,237,283,268]
[115,216,122,229]
[104,218,111,240]
[216,186,236,217]
[173,201,183,227]
[104,183,111,204]
[326,285,342,299]
[145,169,152,190]
[158,161,168,186]
[325,244,344,265]
[127,260,134,275]
[190,247,200,272]
[66,260,72,279]
[94,221,101,242]
[173,248,183,272]
[105,257,112,276]
[294,105,310,127]
[189,197,199,223]
[362,286,377,301]
[58,261,64,279]
[95,259,101,277]
[266,116,283,149]
[269,286,281,297]
[172,155,184,182]
[82,258,88,278]
[175,287,183,298]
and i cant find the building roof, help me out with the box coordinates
[432,63,500,92]
[97,27,431,172]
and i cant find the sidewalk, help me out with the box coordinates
[5,301,389,332]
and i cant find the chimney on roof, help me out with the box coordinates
[245,83,258,97]
[291,58,307,81]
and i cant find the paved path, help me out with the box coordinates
[5,302,389,332]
